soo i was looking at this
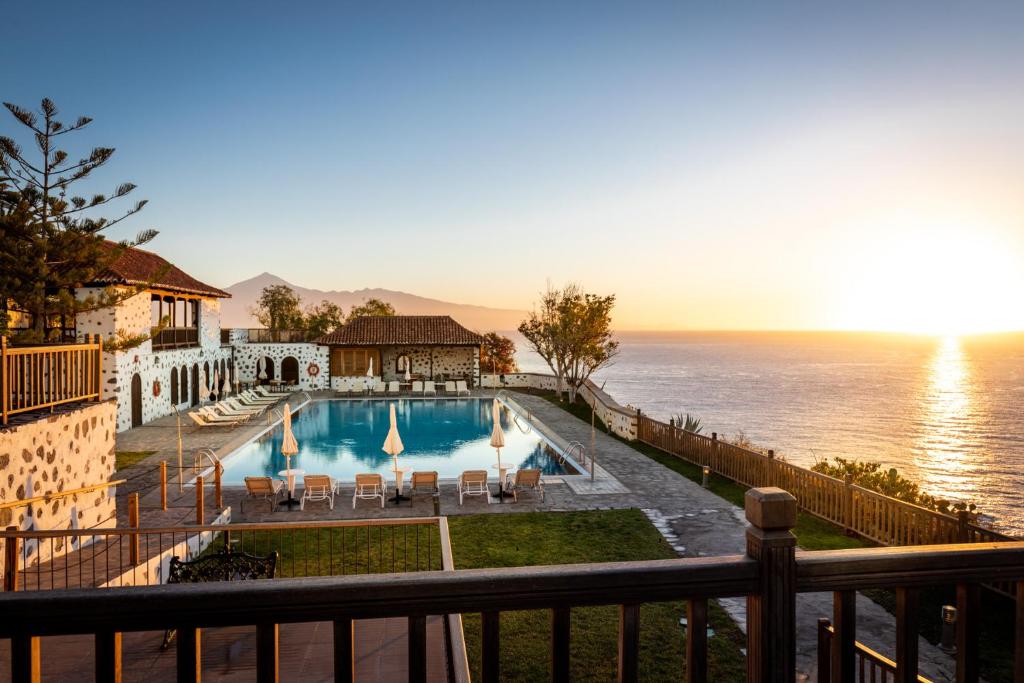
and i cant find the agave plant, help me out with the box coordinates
[672,412,704,435]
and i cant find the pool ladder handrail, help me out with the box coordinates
[193,447,222,474]
[562,441,596,481]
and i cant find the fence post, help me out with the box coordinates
[96,333,103,401]
[767,450,775,488]
[1,335,8,425]
[128,493,140,565]
[843,475,854,533]
[3,526,18,591]
[957,510,969,543]
[160,461,168,511]
[711,433,719,475]
[215,463,223,509]
[196,476,205,525]
[745,487,797,682]
[817,618,833,683]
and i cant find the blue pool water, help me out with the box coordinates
[220,398,570,484]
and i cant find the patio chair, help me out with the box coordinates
[220,399,263,415]
[409,471,439,497]
[200,406,250,423]
[387,381,401,394]
[458,470,490,505]
[188,412,243,430]
[455,380,471,396]
[300,474,336,510]
[236,391,277,406]
[444,381,457,395]
[505,468,545,502]
[353,473,386,509]
[242,476,284,511]
[423,381,436,396]
[242,389,279,402]
[372,380,386,395]
[411,380,423,394]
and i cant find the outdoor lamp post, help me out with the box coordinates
[702,466,711,488]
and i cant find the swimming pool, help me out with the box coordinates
[219,398,573,484]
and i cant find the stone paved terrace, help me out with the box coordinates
[107,389,966,682]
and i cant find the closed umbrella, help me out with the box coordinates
[257,356,267,381]
[211,367,220,401]
[280,404,300,508]
[491,399,509,500]
[404,365,411,382]
[365,357,374,392]
[199,368,211,403]
[221,369,232,398]
[382,403,408,503]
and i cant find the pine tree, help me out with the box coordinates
[0,98,157,342]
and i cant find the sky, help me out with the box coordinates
[3,1,1023,333]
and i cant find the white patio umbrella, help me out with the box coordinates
[257,356,267,381]
[365,357,374,391]
[280,404,300,506]
[199,368,211,403]
[211,367,220,401]
[490,399,505,467]
[221,370,232,398]
[404,365,411,382]
[382,403,405,502]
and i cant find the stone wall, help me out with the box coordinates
[378,346,479,383]
[233,342,330,391]
[0,401,117,572]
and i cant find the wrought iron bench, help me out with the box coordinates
[160,547,278,649]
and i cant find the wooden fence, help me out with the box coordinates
[1,335,103,425]
[637,415,1016,551]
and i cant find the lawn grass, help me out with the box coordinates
[448,510,748,682]
[115,450,156,469]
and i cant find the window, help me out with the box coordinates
[330,348,381,376]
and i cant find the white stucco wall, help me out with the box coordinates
[233,342,330,391]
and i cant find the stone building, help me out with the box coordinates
[316,315,483,391]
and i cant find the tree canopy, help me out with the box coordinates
[0,98,156,342]
[304,299,345,338]
[249,284,304,330]
[347,298,396,320]
[480,331,518,374]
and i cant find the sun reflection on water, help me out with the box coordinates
[913,335,978,499]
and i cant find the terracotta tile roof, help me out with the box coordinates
[90,241,230,298]
[317,316,484,346]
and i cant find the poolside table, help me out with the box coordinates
[277,468,305,509]
[390,466,411,504]
[492,463,515,502]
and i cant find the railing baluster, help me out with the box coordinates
[894,587,919,683]
[551,607,571,682]
[96,630,123,683]
[176,626,202,683]
[11,634,40,683]
[956,583,979,683]
[617,603,640,683]
[333,618,355,683]
[482,610,500,683]
[833,590,857,683]
[408,615,427,683]
[1016,581,1024,683]
[686,598,708,683]
[817,618,832,683]
[256,622,279,683]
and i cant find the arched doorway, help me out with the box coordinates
[130,373,143,428]
[281,356,299,385]
[170,367,179,405]
[180,364,189,406]
[258,357,275,385]
[191,364,200,406]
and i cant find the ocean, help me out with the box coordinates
[514,331,1024,535]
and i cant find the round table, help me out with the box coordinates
[278,468,305,509]
[390,466,412,504]
[492,463,515,502]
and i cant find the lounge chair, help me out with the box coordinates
[444,381,456,395]
[242,477,284,511]
[505,468,545,502]
[237,391,277,406]
[300,474,336,510]
[423,381,436,396]
[353,473,386,509]
[409,471,439,497]
[457,470,489,505]
[200,406,250,423]
[387,381,400,394]
[244,388,279,401]
[253,386,277,398]
[187,412,243,429]
[221,399,263,415]
[411,380,423,394]
[455,380,470,396]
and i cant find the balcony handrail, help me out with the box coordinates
[1,334,103,424]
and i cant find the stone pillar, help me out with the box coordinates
[745,487,797,682]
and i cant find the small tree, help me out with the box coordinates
[0,98,156,343]
[519,283,618,402]
[250,284,305,331]
[480,332,518,374]
[347,298,396,320]
[304,300,345,338]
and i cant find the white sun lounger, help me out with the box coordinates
[458,470,490,505]
[353,473,386,509]
[423,381,436,396]
[387,381,400,394]
[372,380,386,395]
[444,381,456,395]
[455,380,470,396]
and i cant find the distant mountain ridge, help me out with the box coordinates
[220,273,527,332]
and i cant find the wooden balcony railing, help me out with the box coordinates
[1,335,103,425]
[150,326,199,350]
[239,328,309,343]
[1,488,1022,682]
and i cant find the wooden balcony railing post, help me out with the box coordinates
[482,611,500,683]
[214,464,223,510]
[617,603,640,683]
[408,615,427,683]
[832,590,856,683]
[956,583,980,683]
[1015,581,1024,683]
[2,335,9,424]
[95,630,123,683]
[160,461,168,511]
[333,618,355,683]
[4,526,18,592]
[685,598,708,683]
[551,607,571,683]
[11,633,40,683]
[195,476,204,526]
[895,587,919,683]
[843,475,854,533]
[816,618,832,683]
[256,622,279,683]
[176,627,201,683]
[95,334,103,402]
[957,510,970,543]
[744,487,797,683]
[128,493,140,565]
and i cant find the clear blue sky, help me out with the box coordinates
[4,1,1023,331]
